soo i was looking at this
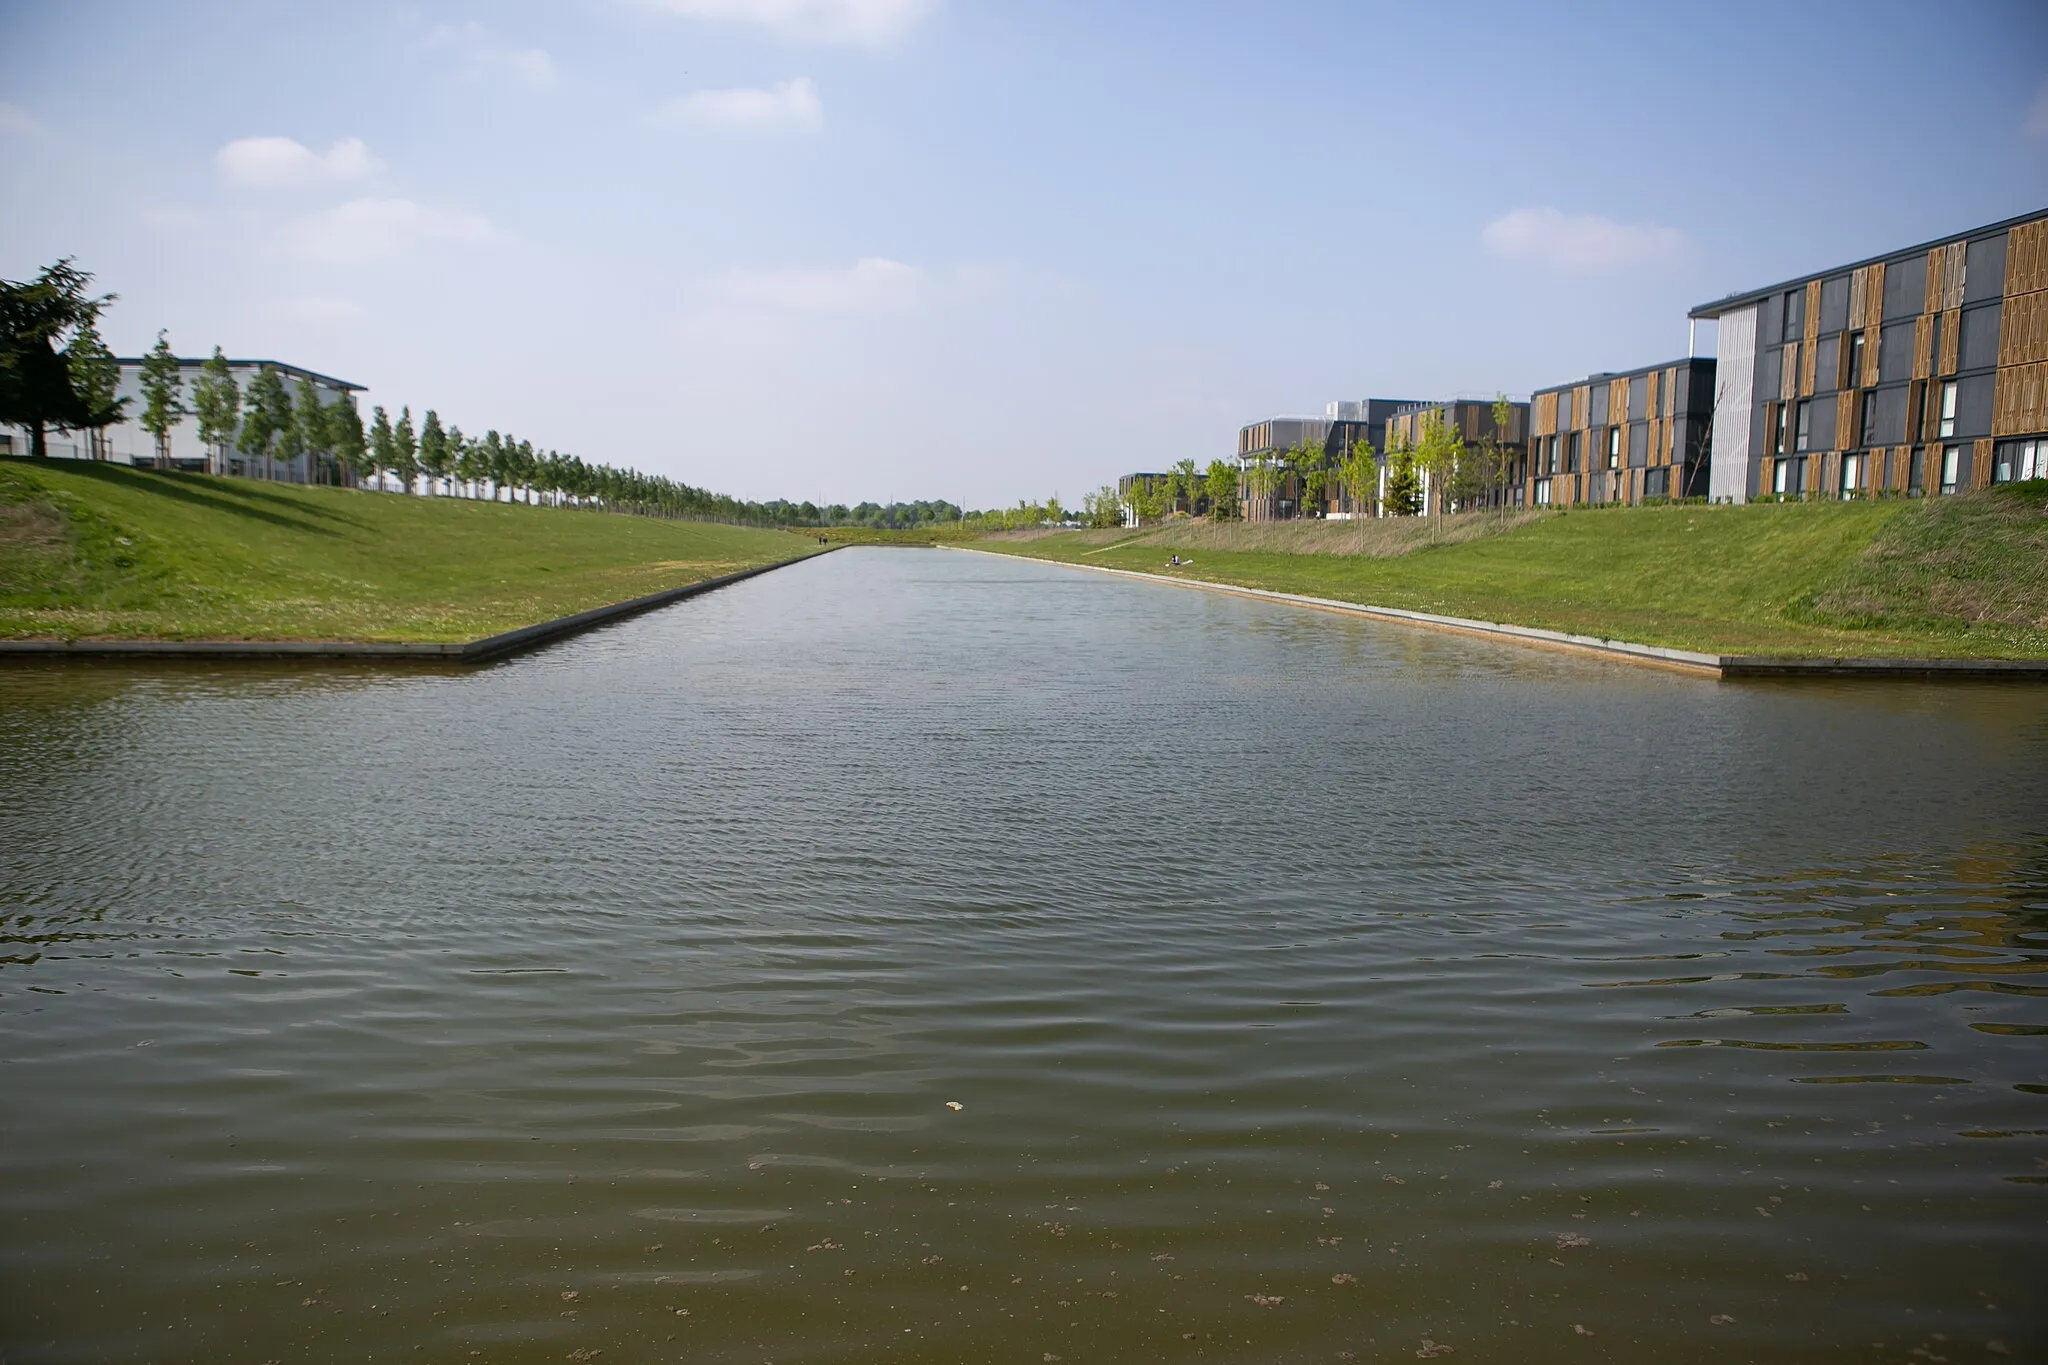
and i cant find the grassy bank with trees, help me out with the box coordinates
[975,487,2048,660]
[0,459,821,643]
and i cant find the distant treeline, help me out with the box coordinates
[1,257,1067,531]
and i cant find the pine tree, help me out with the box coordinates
[0,258,113,458]
[138,331,187,470]
[1383,441,1422,517]
[190,347,240,476]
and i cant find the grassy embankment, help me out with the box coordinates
[0,458,819,643]
[977,487,2048,659]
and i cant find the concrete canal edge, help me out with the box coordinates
[0,547,839,664]
[941,546,2048,682]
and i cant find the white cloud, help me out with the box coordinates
[289,197,495,266]
[656,78,823,130]
[643,0,937,44]
[0,102,38,136]
[2025,83,2048,139]
[217,136,380,188]
[705,257,923,312]
[426,23,559,89]
[1479,206,1688,272]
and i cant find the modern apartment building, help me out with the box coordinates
[1236,400,1424,519]
[1382,398,1530,514]
[1687,208,2048,502]
[0,356,364,482]
[1525,358,1715,507]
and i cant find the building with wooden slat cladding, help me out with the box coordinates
[1687,207,2048,503]
[1524,358,1715,508]
[1380,398,1529,516]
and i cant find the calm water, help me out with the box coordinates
[2,547,2045,1365]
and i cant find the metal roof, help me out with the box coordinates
[1686,205,2048,320]
[112,357,366,392]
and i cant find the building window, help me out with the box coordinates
[1783,289,1803,342]
[1774,404,1790,457]
[1545,434,1559,474]
[1840,452,1862,496]
[1860,390,1877,449]
[1846,331,1865,387]
[1992,438,2045,483]
[1565,431,1580,473]
[1773,457,1805,496]
[1534,478,1551,506]
[1938,381,1957,439]
[1607,426,1621,469]
[1908,447,1925,493]
[1940,445,1960,495]
[1646,467,1669,499]
[1795,401,1812,453]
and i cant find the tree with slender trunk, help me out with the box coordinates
[330,392,367,487]
[1204,458,1238,521]
[292,376,330,483]
[0,258,113,459]
[1488,392,1517,526]
[394,407,419,494]
[1170,457,1199,516]
[190,347,240,476]
[368,406,397,493]
[138,331,186,470]
[418,409,450,495]
[1337,436,1377,519]
[1415,412,1465,539]
[239,365,292,481]
[65,311,125,461]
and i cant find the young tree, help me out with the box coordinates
[0,258,114,459]
[393,406,419,494]
[190,347,241,476]
[330,392,367,487]
[1337,436,1377,518]
[1383,440,1423,517]
[453,428,481,498]
[292,376,331,482]
[1281,438,1328,518]
[478,430,505,500]
[65,312,126,461]
[239,365,293,480]
[368,405,396,492]
[138,331,186,470]
[418,409,450,495]
[1170,457,1200,516]
[1414,411,1466,537]
[1484,392,1518,525]
[1205,458,1239,521]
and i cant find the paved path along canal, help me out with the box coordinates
[2,547,2044,1363]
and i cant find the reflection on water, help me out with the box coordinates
[1,547,2044,1364]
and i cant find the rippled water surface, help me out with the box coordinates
[3,547,2045,1364]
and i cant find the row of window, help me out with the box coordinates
[1772,380,1958,457]
[1769,438,2046,498]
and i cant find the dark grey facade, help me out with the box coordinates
[1525,358,1715,506]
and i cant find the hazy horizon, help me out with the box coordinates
[3,0,2044,506]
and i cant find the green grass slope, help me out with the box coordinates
[981,492,2048,659]
[0,458,816,643]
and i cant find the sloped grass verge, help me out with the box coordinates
[0,458,817,643]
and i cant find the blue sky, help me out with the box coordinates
[3,0,2045,507]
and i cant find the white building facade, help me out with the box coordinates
[0,357,364,483]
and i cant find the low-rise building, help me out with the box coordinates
[1525,359,1715,507]
[1687,207,2048,502]
[0,356,364,482]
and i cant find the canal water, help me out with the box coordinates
[1,547,2043,1364]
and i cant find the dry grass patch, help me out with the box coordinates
[1133,510,1547,558]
